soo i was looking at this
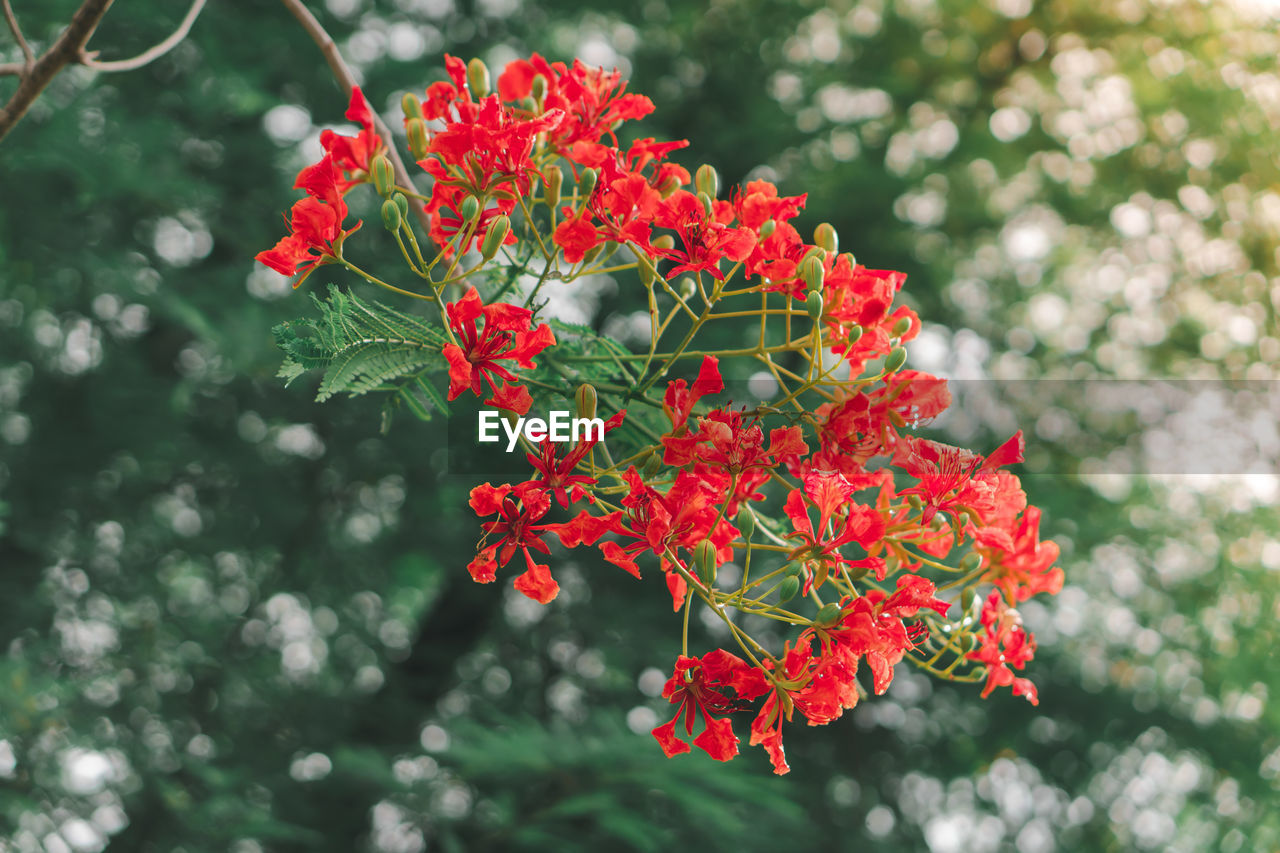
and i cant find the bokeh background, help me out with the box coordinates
[2,0,1278,850]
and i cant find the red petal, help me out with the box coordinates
[443,344,472,400]
[692,716,740,762]
[651,718,692,758]
[512,553,559,604]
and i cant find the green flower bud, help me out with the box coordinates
[800,255,825,293]
[891,315,913,338]
[814,222,838,254]
[931,512,947,531]
[696,191,714,218]
[381,198,402,232]
[847,563,870,582]
[805,291,824,321]
[799,246,826,266]
[960,586,976,612]
[884,346,907,374]
[531,73,548,103]
[737,510,755,541]
[784,561,805,578]
[652,234,675,251]
[467,57,491,98]
[846,324,864,345]
[814,602,842,627]
[695,164,719,198]
[575,383,598,421]
[372,155,396,197]
[578,168,598,199]
[657,174,681,198]
[481,215,510,259]
[401,92,425,122]
[958,633,975,653]
[694,540,716,586]
[642,452,663,479]
[907,494,923,511]
[460,195,480,222]
[393,193,409,219]
[776,576,800,604]
[759,219,777,239]
[544,165,563,209]
[840,251,857,269]
[678,277,696,300]
[960,552,982,572]
[406,118,428,160]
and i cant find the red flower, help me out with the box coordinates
[651,650,769,761]
[827,575,950,695]
[783,469,886,592]
[442,287,555,406]
[320,86,386,192]
[967,591,1039,705]
[521,410,626,508]
[654,190,756,281]
[895,431,1025,524]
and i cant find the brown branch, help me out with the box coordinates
[0,0,114,143]
[279,0,431,232]
[0,61,22,76]
[2,0,34,70]
[79,0,205,72]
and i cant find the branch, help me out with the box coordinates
[0,61,22,76]
[79,0,205,72]
[0,0,114,143]
[280,0,431,233]
[2,0,34,70]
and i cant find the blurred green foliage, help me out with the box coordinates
[1,0,1277,850]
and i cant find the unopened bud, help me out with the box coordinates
[657,174,681,198]
[776,576,800,604]
[847,563,870,582]
[460,195,480,222]
[578,168,598,200]
[931,512,947,531]
[958,634,975,653]
[696,191,714,218]
[652,235,675,251]
[381,198,402,231]
[907,494,923,511]
[694,164,719,198]
[372,155,395,197]
[846,324,864,345]
[840,251,857,269]
[814,602,842,627]
[799,246,826,266]
[642,452,663,479]
[783,561,805,578]
[575,384,598,421]
[805,291,824,321]
[814,222,838,253]
[694,540,716,586]
[531,73,548,103]
[481,215,510,259]
[467,58,491,98]
[800,255,825,293]
[759,219,777,239]
[884,346,907,374]
[960,586,976,612]
[393,193,409,218]
[737,510,755,541]
[401,92,424,121]
[891,315,912,338]
[407,118,428,159]
[544,165,563,209]
[678,277,696,300]
[960,552,982,572]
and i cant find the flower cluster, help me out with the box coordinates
[258,53,1063,775]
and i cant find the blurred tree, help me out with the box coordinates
[0,0,1276,851]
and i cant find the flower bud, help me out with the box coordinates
[460,195,480,222]
[467,57,491,98]
[776,576,800,604]
[799,255,825,293]
[814,602,842,627]
[799,246,826,266]
[578,168,598,200]
[846,324,864,345]
[759,219,777,239]
[696,191,714,218]
[805,291,824,321]
[931,512,947,531]
[847,563,870,581]
[737,510,755,541]
[960,586,976,612]
[959,633,975,653]
[372,155,396,197]
[694,540,716,586]
[814,222,838,254]
[381,198,402,232]
[481,215,510,259]
[891,315,912,338]
[391,195,408,221]
[678,277,696,300]
[642,452,663,479]
[884,346,907,374]
[401,92,425,121]
[575,383,598,421]
[960,552,982,572]
[581,244,606,266]
[783,561,805,578]
[652,234,675,251]
[907,493,923,511]
[531,73,548,104]
[694,164,719,198]
[544,165,562,209]
[840,251,857,269]
[407,118,428,159]
[657,174,681,198]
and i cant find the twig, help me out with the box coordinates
[0,62,22,76]
[2,0,34,70]
[0,0,114,143]
[279,0,431,233]
[79,0,206,72]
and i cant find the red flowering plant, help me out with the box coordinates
[261,54,1064,775]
